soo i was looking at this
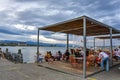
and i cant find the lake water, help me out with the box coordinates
[0,46,66,63]
[1,46,118,63]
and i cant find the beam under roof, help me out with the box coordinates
[95,35,120,39]
[39,15,120,36]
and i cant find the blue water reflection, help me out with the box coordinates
[0,46,66,63]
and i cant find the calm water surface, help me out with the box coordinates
[0,46,66,63]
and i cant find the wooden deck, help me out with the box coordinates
[38,61,102,76]
[38,60,120,77]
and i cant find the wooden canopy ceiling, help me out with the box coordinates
[95,35,120,39]
[39,16,120,36]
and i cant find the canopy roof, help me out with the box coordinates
[95,35,120,39]
[39,16,120,36]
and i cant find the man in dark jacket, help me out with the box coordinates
[65,49,70,62]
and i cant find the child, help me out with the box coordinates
[38,53,44,63]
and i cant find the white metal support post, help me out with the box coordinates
[94,37,95,51]
[103,39,105,48]
[83,17,87,78]
[67,34,69,50]
[110,28,113,66]
[37,29,40,63]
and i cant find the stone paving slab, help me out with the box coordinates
[0,59,120,80]
[88,65,120,80]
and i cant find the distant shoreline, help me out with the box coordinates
[0,45,66,47]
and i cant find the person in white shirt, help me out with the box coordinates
[98,49,109,71]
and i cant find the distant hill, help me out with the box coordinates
[0,40,66,47]
[0,40,20,43]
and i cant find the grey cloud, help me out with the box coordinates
[17,8,75,27]
[14,0,40,2]
[0,25,37,36]
[0,0,120,42]
[39,31,66,41]
[0,28,21,35]
[17,11,47,26]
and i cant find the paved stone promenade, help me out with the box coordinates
[0,59,120,80]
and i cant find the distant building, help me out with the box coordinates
[17,42,27,46]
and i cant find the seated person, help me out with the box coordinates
[38,53,44,63]
[116,49,120,60]
[116,47,120,59]
[74,49,82,63]
[54,52,60,61]
[64,49,70,62]
[113,49,119,61]
[58,51,62,60]
[69,49,75,63]
[45,51,51,62]
[95,57,101,67]
[62,53,66,61]
[54,51,62,61]
[87,53,95,66]
[45,51,54,64]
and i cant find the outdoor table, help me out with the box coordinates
[74,57,83,64]
[75,57,83,60]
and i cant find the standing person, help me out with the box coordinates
[65,49,70,62]
[0,48,2,60]
[0,48,4,59]
[99,49,109,71]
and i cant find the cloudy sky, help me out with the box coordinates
[0,0,120,44]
